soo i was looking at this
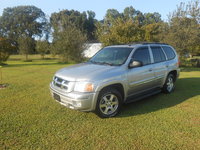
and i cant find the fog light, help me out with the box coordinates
[69,105,75,109]
[76,102,82,107]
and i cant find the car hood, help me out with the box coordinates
[55,63,123,82]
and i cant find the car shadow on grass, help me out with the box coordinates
[118,77,200,118]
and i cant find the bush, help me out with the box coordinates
[180,57,200,67]
[0,37,14,64]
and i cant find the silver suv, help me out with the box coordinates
[50,43,180,118]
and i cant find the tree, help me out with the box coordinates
[0,37,14,64]
[50,10,90,62]
[85,11,97,40]
[0,6,47,45]
[18,36,35,61]
[123,6,136,21]
[50,9,96,41]
[122,7,147,25]
[143,12,162,25]
[51,24,87,63]
[164,0,200,56]
[166,17,200,55]
[97,18,144,46]
[143,23,164,42]
[104,9,121,26]
[97,6,163,46]
[36,40,49,59]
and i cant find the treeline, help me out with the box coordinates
[97,1,200,57]
[0,0,199,64]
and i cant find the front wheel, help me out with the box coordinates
[95,88,122,118]
[162,74,175,94]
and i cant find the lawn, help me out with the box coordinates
[0,55,200,149]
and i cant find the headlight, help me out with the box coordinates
[74,82,94,92]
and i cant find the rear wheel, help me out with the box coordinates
[95,88,122,118]
[162,74,175,93]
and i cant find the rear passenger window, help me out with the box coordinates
[162,46,176,60]
[132,47,151,65]
[151,46,166,63]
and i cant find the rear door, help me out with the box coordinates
[150,46,168,86]
[127,46,156,96]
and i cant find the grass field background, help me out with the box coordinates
[0,55,200,149]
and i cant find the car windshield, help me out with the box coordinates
[89,47,133,66]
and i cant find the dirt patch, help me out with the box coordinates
[177,103,194,113]
[0,84,9,89]
[190,117,200,126]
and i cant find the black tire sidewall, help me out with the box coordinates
[95,88,122,118]
[163,74,175,94]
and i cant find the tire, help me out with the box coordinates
[162,74,175,94]
[95,88,122,118]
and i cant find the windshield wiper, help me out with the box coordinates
[89,60,98,64]
[100,62,114,66]
[89,60,114,66]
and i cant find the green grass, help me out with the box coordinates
[0,55,200,149]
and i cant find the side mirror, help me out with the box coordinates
[128,60,143,69]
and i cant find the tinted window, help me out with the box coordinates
[132,47,151,65]
[151,46,166,63]
[162,46,176,60]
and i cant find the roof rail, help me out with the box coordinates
[129,42,169,46]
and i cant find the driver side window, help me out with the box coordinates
[132,47,151,66]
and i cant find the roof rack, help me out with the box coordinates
[129,42,169,46]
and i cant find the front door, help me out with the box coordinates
[127,46,156,96]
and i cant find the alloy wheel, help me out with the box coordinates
[99,94,119,115]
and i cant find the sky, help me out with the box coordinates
[0,0,190,21]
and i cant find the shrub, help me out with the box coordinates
[0,37,14,64]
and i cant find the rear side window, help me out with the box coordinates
[151,46,166,63]
[132,47,151,65]
[162,46,176,60]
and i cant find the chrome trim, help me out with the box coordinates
[53,76,70,90]
[129,77,155,86]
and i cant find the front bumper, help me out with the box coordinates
[50,83,98,111]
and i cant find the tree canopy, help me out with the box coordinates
[0,6,47,41]
[97,6,163,46]
[50,9,96,41]
[164,0,200,55]
[51,23,87,63]
[0,0,199,62]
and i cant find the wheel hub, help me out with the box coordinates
[99,94,119,115]
[167,77,174,92]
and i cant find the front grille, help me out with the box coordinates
[53,76,69,90]
[57,78,63,82]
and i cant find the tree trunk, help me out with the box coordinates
[25,54,28,61]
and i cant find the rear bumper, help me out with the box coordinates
[50,83,98,111]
